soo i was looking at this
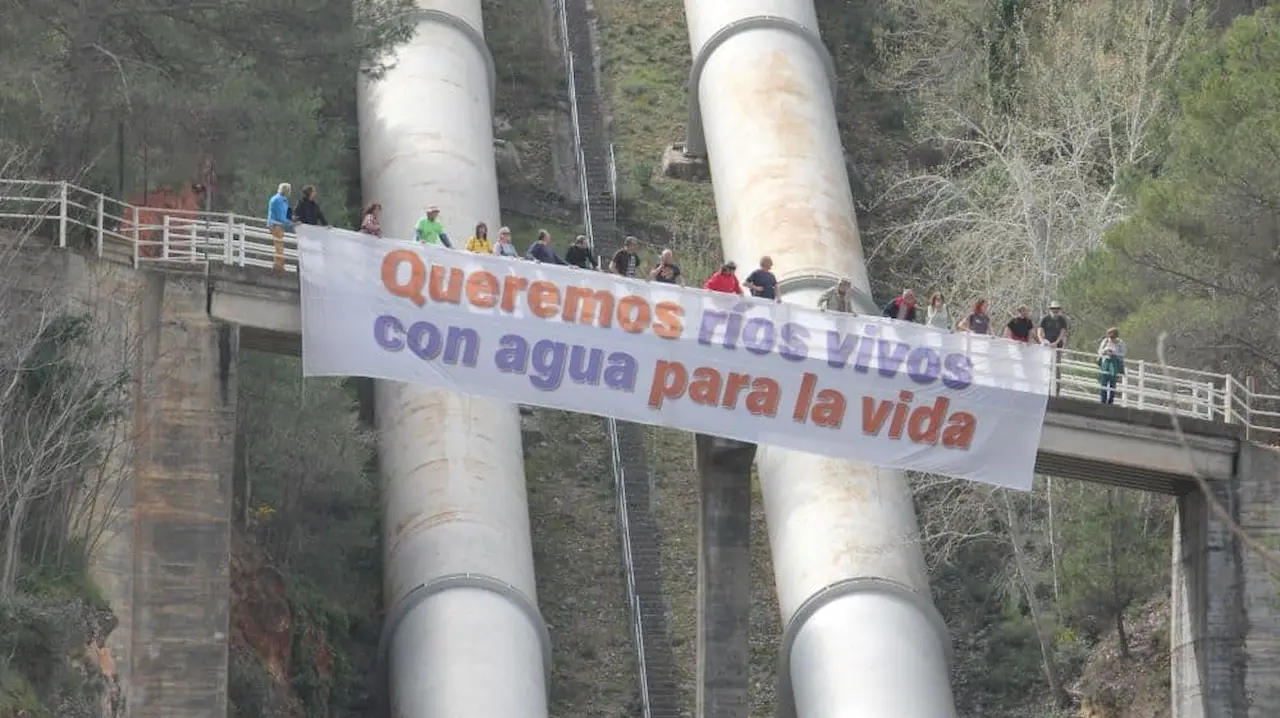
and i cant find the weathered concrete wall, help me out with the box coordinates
[694,435,756,718]
[1171,442,1280,718]
[1236,443,1280,715]
[129,271,236,718]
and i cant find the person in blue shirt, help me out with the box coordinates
[267,182,293,274]
[744,256,778,300]
[526,229,566,264]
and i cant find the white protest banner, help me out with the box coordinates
[298,227,1053,490]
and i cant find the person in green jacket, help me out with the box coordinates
[414,206,452,248]
[1097,327,1126,405]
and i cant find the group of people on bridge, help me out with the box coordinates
[266,183,1129,405]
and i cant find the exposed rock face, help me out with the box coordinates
[232,533,292,681]
[0,595,125,718]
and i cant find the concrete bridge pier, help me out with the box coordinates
[694,434,757,718]
[127,272,237,718]
[1171,442,1280,718]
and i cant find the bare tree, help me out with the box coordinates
[869,0,1201,311]
[0,177,139,596]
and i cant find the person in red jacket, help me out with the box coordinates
[703,261,744,295]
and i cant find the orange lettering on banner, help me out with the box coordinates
[647,361,780,417]
[380,249,687,338]
[465,271,499,308]
[527,281,561,319]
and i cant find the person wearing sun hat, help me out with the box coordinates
[414,205,452,248]
[1037,300,1069,348]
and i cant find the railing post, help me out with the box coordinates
[131,205,140,268]
[95,194,105,257]
[1222,375,1234,424]
[224,213,234,264]
[1136,360,1146,411]
[58,181,68,248]
[163,214,171,259]
[1245,376,1256,441]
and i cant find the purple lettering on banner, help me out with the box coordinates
[722,304,751,350]
[444,326,481,367]
[495,334,530,373]
[741,317,777,356]
[853,324,878,373]
[603,352,639,391]
[905,347,942,384]
[495,333,640,392]
[375,315,406,350]
[779,322,809,362]
[825,330,858,368]
[376,316,478,366]
[406,321,443,360]
[568,346,604,386]
[698,311,728,346]
[942,353,974,391]
[876,339,911,378]
[530,339,567,390]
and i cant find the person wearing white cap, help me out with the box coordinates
[1037,300,1069,348]
[414,205,452,248]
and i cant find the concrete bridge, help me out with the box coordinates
[2,179,1278,717]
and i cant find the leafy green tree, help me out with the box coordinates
[1061,5,1280,389]
[0,0,414,209]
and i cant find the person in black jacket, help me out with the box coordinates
[293,185,329,227]
[882,289,919,322]
[564,235,596,269]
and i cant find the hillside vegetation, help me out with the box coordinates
[0,0,1277,716]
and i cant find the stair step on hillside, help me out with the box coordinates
[564,0,681,708]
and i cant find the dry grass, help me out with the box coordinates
[523,410,638,717]
[591,0,719,235]
[645,426,783,714]
[484,0,569,203]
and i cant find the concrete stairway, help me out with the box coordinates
[560,0,681,712]
[613,420,682,716]
[563,0,617,248]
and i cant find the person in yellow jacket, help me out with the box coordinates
[465,222,494,254]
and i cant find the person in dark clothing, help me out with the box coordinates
[650,249,684,285]
[564,235,596,269]
[1037,300,1069,347]
[957,298,991,334]
[744,256,778,300]
[293,185,328,226]
[612,236,641,277]
[526,229,566,264]
[1006,305,1034,343]
[882,289,919,322]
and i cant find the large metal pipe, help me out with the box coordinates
[680,1,958,716]
[358,3,551,717]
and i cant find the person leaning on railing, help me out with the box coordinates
[494,226,519,257]
[266,182,294,274]
[293,185,329,227]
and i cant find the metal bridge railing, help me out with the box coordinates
[0,178,299,272]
